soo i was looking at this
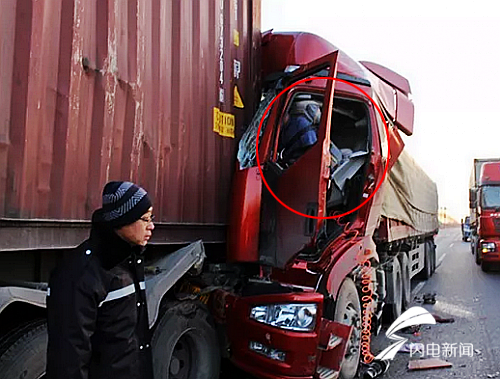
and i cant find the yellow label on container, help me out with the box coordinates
[234,86,244,108]
[213,107,235,138]
[233,29,240,47]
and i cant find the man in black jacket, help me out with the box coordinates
[46,181,155,379]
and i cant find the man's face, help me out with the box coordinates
[116,207,155,246]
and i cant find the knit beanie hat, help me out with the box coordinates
[94,181,152,228]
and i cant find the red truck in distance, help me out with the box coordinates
[470,160,500,271]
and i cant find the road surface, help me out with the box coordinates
[371,227,500,378]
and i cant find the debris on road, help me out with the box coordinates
[408,358,452,371]
[423,293,437,304]
[414,292,437,304]
[401,325,421,334]
[360,360,390,379]
[431,314,455,323]
[399,342,424,354]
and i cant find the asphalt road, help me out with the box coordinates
[371,226,500,378]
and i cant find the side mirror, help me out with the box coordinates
[469,189,477,208]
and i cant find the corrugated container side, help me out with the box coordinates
[0,0,260,226]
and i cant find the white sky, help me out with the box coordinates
[262,0,500,221]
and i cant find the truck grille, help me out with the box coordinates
[493,218,500,233]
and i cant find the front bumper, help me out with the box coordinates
[226,291,323,379]
[480,240,500,262]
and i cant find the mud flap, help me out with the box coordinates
[318,318,353,371]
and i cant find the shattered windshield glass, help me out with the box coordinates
[237,89,278,169]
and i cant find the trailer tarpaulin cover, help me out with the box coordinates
[382,150,439,233]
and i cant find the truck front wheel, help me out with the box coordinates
[152,300,220,379]
[475,242,481,265]
[0,320,47,379]
[418,241,433,280]
[334,278,361,379]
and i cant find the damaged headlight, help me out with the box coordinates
[250,303,317,331]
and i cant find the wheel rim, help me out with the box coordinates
[342,303,361,360]
[169,329,196,379]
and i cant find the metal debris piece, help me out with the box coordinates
[360,360,390,379]
[422,293,437,304]
[431,314,455,323]
[408,358,452,371]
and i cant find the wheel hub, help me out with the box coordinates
[169,333,193,379]
[343,303,361,359]
[170,357,181,376]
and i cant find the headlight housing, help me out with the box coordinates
[250,303,317,331]
[481,242,496,253]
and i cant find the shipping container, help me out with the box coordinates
[0,0,261,251]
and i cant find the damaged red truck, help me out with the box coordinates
[0,1,438,379]
[469,159,500,271]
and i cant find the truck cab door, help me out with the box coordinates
[259,51,339,269]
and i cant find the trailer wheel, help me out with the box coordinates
[429,241,437,274]
[334,278,361,379]
[152,300,220,379]
[0,320,47,379]
[418,241,432,280]
[398,254,411,310]
[384,258,402,321]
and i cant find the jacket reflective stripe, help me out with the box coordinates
[99,281,146,307]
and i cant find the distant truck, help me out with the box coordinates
[0,2,439,379]
[469,159,500,271]
[461,216,471,241]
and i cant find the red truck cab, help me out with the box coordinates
[471,162,500,271]
[223,32,415,379]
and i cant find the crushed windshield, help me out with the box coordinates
[481,186,500,208]
[237,89,278,169]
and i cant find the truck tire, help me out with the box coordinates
[429,241,436,274]
[152,300,220,379]
[0,320,47,379]
[398,254,411,310]
[475,242,481,265]
[418,241,432,280]
[334,278,361,379]
[384,258,402,321]
[481,261,490,272]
